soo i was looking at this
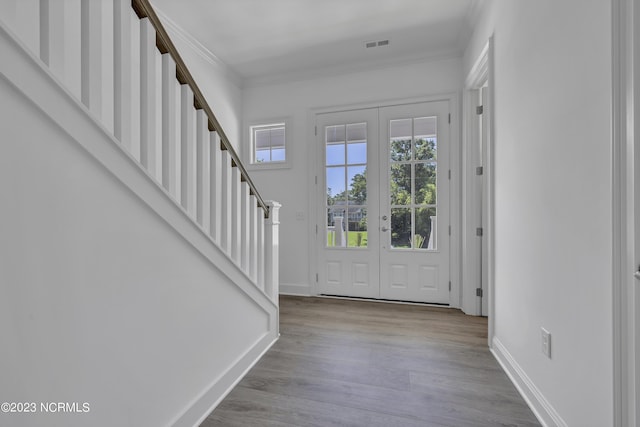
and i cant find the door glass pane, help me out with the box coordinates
[326,167,345,205]
[390,119,412,161]
[391,208,411,248]
[325,121,367,249]
[416,207,437,250]
[388,116,438,251]
[347,142,366,164]
[347,208,367,247]
[327,207,346,247]
[415,162,437,205]
[348,165,366,205]
[326,125,345,143]
[390,164,411,205]
[326,143,345,165]
[414,117,437,161]
[346,123,366,142]
[415,137,437,161]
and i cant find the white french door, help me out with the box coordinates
[316,101,450,304]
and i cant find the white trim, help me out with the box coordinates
[244,116,293,171]
[612,0,637,426]
[173,331,279,427]
[307,92,461,306]
[280,282,314,296]
[491,338,568,427]
[462,37,495,342]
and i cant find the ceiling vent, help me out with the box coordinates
[365,39,390,49]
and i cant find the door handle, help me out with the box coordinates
[381,227,389,232]
[635,271,640,281]
[382,215,388,221]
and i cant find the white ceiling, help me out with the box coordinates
[151,0,479,85]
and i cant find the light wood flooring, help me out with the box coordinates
[200,296,541,427]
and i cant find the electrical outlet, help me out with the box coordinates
[541,328,551,359]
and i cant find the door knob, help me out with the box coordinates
[381,227,389,232]
[382,215,388,220]
[635,271,640,281]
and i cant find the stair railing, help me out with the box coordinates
[0,0,279,301]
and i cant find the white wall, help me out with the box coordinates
[464,1,613,425]
[157,8,244,149]
[0,24,277,427]
[242,58,462,295]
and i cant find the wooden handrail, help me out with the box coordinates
[131,0,269,218]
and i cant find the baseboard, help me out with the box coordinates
[491,338,567,427]
[279,282,313,296]
[171,329,279,427]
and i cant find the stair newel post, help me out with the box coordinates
[264,201,281,303]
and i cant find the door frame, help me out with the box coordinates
[612,0,638,425]
[463,38,495,339]
[307,93,461,306]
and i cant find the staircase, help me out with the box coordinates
[0,1,279,426]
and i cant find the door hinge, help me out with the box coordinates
[448,225,451,236]
[476,287,483,297]
[448,113,451,124]
[448,169,451,180]
[315,175,318,185]
[449,281,452,292]
[316,273,319,282]
[476,166,483,176]
[476,105,484,115]
[476,227,483,237]
[316,224,318,234]
[315,125,318,136]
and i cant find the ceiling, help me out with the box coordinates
[151,0,479,85]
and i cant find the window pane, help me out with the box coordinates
[390,119,412,161]
[347,165,366,205]
[326,167,346,205]
[415,137,436,161]
[326,143,345,165]
[347,208,367,248]
[415,162,437,205]
[255,149,270,163]
[391,208,411,248]
[414,117,436,139]
[327,207,347,247]
[254,129,272,149]
[416,207,437,250]
[390,163,411,206]
[271,148,285,162]
[326,125,345,143]
[347,142,366,164]
[269,127,285,149]
[346,122,366,142]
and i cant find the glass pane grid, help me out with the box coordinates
[388,116,437,251]
[325,122,368,249]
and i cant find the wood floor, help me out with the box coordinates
[200,296,540,427]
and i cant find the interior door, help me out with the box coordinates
[379,102,450,303]
[316,108,380,298]
[316,101,450,304]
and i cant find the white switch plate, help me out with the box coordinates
[295,211,305,221]
[541,327,551,359]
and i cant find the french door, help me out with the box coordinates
[316,101,450,304]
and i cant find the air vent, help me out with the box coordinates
[365,39,390,49]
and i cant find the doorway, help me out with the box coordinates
[315,100,451,304]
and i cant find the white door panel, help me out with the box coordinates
[379,102,450,303]
[317,108,380,298]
